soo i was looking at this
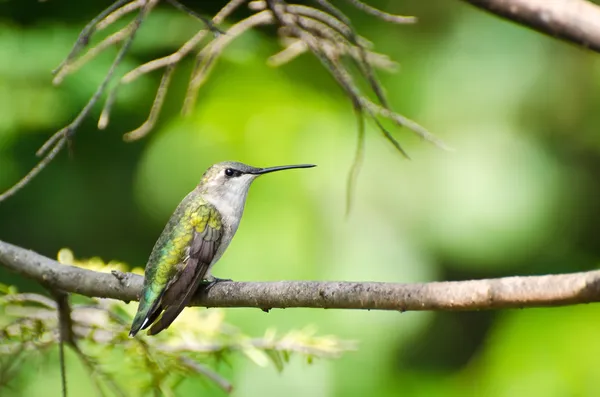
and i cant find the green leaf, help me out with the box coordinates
[265,350,285,373]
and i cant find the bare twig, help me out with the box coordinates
[52,0,131,76]
[342,0,417,24]
[2,239,600,313]
[96,0,145,31]
[183,10,274,113]
[179,357,233,393]
[72,345,126,397]
[268,39,308,66]
[53,25,134,85]
[462,0,600,53]
[345,106,365,216]
[49,2,154,147]
[0,346,26,390]
[97,28,210,131]
[273,12,396,69]
[122,64,176,142]
[165,0,224,35]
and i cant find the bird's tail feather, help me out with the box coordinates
[129,291,164,337]
[147,264,207,335]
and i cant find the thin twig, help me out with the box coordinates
[312,0,393,110]
[342,0,417,24]
[0,346,26,390]
[96,0,145,31]
[217,0,250,22]
[288,3,372,47]
[53,25,134,85]
[345,106,365,216]
[287,15,396,69]
[363,100,452,151]
[123,29,208,81]
[54,2,152,137]
[98,28,210,130]
[165,0,224,35]
[288,13,411,157]
[183,10,274,113]
[52,0,131,76]
[72,346,126,397]
[309,0,411,167]
[122,64,176,141]
[182,51,219,114]
[180,357,233,393]
[47,1,156,147]
[267,0,418,171]
[268,39,308,66]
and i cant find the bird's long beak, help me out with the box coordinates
[253,164,316,175]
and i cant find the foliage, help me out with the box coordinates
[0,250,354,395]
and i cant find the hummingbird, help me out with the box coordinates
[129,161,316,337]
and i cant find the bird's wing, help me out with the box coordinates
[129,200,222,336]
[146,203,223,335]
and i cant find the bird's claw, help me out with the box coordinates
[201,276,233,292]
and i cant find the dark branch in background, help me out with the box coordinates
[50,291,72,397]
[462,0,600,52]
[3,239,600,312]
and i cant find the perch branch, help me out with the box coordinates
[462,0,600,52]
[2,239,600,312]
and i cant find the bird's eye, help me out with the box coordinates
[224,168,235,177]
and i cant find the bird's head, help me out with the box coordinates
[198,161,316,198]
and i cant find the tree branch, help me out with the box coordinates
[2,239,600,311]
[461,0,600,53]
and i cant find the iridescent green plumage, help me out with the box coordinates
[130,191,222,336]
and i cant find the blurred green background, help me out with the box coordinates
[2,0,600,396]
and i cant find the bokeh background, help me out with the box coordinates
[2,0,600,396]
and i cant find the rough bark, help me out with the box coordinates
[462,0,600,52]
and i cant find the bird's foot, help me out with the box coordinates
[201,276,233,292]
